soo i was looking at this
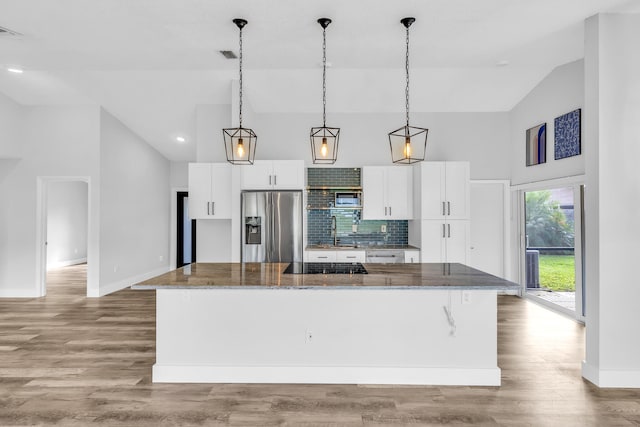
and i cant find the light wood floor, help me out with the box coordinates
[1,265,639,426]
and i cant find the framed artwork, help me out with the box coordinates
[554,109,581,160]
[526,123,546,166]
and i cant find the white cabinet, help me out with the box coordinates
[306,251,337,262]
[420,220,470,263]
[188,163,232,219]
[416,162,470,220]
[362,166,413,220]
[404,250,420,263]
[240,160,304,190]
[336,251,366,263]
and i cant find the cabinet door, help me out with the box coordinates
[209,164,232,219]
[420,162,446,219]
[420,220,446,262]
[404,250,420,263]
[240,161,273,190]
[444,162,470,220]
[188,163,212,219]
[386,167,413,219]
[335,251,366,263]
[362,167,386,220]
[272,160,304,189]
[445,220,470,264]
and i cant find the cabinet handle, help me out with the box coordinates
[274,175,277,186]
[442,224,446,238]
[448,223,451,238]
[442,201,446,216]
[447,201,451,216]
[269,175,272,185]
[207,202,210,215]
[384,206,387,216]
[389,206,392,216]
[212,202,215,215]
[346,256,356,259]
[318,256,328,259]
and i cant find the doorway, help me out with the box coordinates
[37,177,90,296]
[176,191,196,268]
[522,185,584,320]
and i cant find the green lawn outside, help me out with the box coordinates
[539,255,575,291]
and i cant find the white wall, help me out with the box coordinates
[98,108,170,296]
[583,13,640,388]
[46,181,88,269]
[170,161,189,188]
[0,104,101,297]
[509,60,585,186]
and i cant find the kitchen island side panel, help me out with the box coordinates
[154,288,499,385]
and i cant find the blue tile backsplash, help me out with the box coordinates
[306,168,408,246]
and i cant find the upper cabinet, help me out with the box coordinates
[240,160,304,190]
[362,166,413,220]
[188,163,232,219]
[415,161,470,220]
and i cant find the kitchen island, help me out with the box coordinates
[133,262,519,386]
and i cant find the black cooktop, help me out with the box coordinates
[283,262,368,275]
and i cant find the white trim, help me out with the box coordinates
[511,174,585,191]
[152,364,501,386]
[170,187,188,269]
[582,361,640,388]
[46,258,87,271]
[88,266,169,298]
[0,289,40,298]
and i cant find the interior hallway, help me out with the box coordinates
[0,264,638,426]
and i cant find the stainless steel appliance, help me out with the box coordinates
[365,249,405,263]
[241,191,303,263]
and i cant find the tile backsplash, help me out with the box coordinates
[306,168,408,246]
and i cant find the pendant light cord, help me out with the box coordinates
[322,25,327,128]
[238,25,243,129]
[405,24,410,129]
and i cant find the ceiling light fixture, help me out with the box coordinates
[310,18,339,164]
[176,136,186,143]
[388,17,427,164]
[7,67,23,74]
[223,18,257,165]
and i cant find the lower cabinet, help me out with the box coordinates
[404,250,420,263]
[306,251,337,262]
[336,251,366,263]
[420,220,469,264]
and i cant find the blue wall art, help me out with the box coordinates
[526,123,546,166]
[554,109,581,160]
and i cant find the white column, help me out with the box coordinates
[583,13,640,388]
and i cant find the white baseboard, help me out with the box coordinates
[89,266,169,298]
[0,288,40,298]
[582,361,640,388]
[152,364,501,386]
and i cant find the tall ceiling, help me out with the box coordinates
[1,0,638,161]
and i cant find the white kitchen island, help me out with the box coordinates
[133,262,519,386]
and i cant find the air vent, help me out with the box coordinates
[220,50,237,59]
[0,25,22,36]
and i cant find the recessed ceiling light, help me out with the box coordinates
[176,136,186,143]
[7,67,23,74]
[496,60,510,67]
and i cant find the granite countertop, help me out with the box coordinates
[132,262,520,291]
[306,244,420,251]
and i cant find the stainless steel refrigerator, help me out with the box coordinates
[241,191,303,263]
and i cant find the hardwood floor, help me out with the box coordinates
[0,264,639,426]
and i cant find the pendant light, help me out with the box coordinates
[223,18,257,165]
[310,18,340,164]
[388,17,428,164]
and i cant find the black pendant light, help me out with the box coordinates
[310,18,340,164]
[388,17,428,164]
[223,18,257,165]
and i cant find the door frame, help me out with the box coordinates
[36,176,92,297]
[512,174,585,322]
[176,191,196,268]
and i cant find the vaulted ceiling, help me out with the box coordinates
[1,0,638,161]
